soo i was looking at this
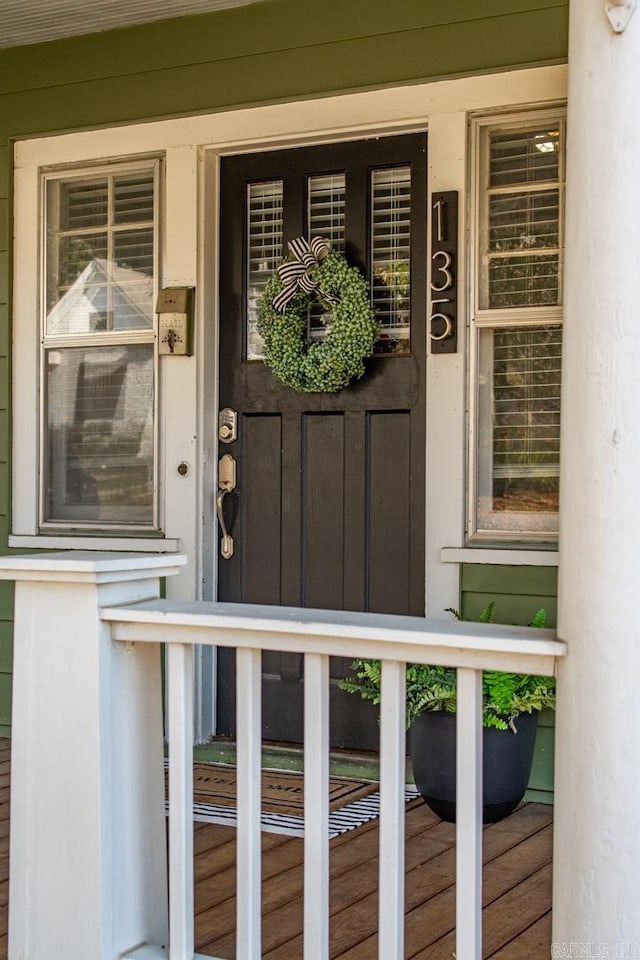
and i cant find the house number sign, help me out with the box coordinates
[430,191,458,354]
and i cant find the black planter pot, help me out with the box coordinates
[409,711,539,824]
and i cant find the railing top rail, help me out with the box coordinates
[102,599,565,676]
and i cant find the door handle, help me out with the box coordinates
[216,454,236,560]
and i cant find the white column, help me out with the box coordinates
[554,1,640,952]
[0,551,186,960]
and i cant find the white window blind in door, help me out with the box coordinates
[308,172,346,340]
[371,166,411,355]
[246,180,283,360]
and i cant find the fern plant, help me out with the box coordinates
[339,602,556,731]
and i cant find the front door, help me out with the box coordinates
[217,134,426,750]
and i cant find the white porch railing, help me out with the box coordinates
[0,552,566,960]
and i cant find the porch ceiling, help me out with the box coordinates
[0,0,265,49]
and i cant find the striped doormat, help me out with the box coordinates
[166,761,419,838]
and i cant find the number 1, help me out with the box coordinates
[433,197,445,243]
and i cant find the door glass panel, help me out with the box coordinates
[371,166,411,355]
[308,173,345,251]
[246,180,283,360]
[308,172,346,341]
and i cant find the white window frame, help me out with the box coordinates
[467,109,566,545]
[39,158,161,533]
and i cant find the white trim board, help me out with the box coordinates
[9,535,181,552]
[441,548,558,567]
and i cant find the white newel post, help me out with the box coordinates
[0,552,186,960]
[555,0,640,952]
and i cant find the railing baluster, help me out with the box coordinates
[167,641,195,960]
[456,666,483,960]
[378,659,406,960]
[304,653,330,960]
[236,647,262,960]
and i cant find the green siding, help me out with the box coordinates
[0,0,568,730]
[460,563,558,625]
[0,581,13,622]
[0,307,9,359]
[0,670,11,729]
[0,8,568,135]
[0,621,12,673]
[0,1,568,136]
[527,711,556,801]
[0,254,6,315]
[0,199,6,250]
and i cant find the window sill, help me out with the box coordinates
[8,534,181,553]
[440,547,558,566]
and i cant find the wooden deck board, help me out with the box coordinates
[488,912,552,959]
[0,742,553,960]
[197,804,553,960]
[408,834,552,960]
[286,805,549,960]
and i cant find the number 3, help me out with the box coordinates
[431,250,453,292]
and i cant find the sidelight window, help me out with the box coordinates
[470,114,565,541]
[41,161,159,528]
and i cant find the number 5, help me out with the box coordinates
[430,298,453,341]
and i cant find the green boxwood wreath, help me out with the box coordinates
[256,250,379,393]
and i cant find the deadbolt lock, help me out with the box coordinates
[218,407,238,444]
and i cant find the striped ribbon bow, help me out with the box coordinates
[273,236,340,313]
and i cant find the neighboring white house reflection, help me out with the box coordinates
[47,257,154,334]
[45,260,155,526]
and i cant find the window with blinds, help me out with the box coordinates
[477,325,561,534]
[371,166,411,355]
[42,162,158,528]
[472,116,564,541]
[246,180,283,360]
[480,126,562,311]
[46,173,155,334]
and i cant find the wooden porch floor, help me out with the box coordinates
[0,740,552,958]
